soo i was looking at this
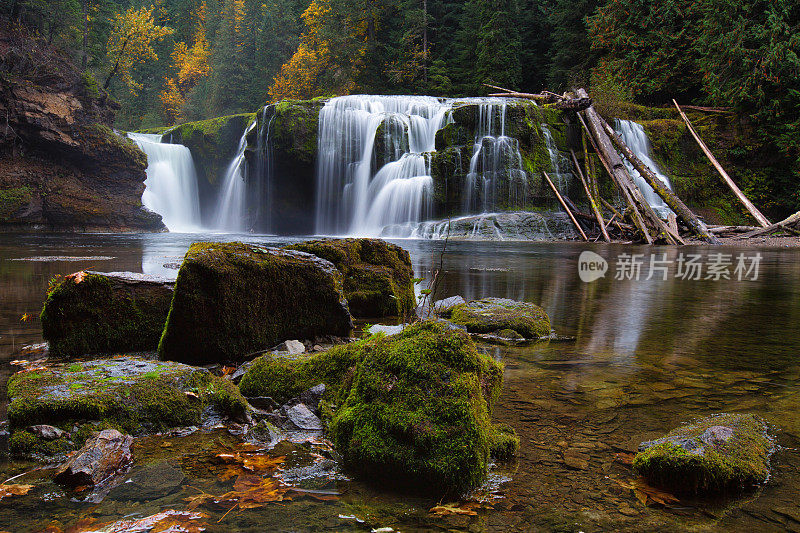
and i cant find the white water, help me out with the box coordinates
[128,132,202,232]
[541,124,573,192]
[315,95,450,236]
[214,120,257,232]
[615,119,674,216]
[463,99,529,213]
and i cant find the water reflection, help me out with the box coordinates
[1,234,800,531]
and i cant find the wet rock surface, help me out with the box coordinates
[107,461,185,500]
[158,242,353,365]
[54,430,133,487]
[449,297,552,339]
[634,413,773,494]
[287,238,416,318]
[7,356,247,458]
[41,270,174,358]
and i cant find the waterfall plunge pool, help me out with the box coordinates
[1,232,799,531]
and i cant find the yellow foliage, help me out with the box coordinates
[160,13,211,125]
[159,78,185,125]
[105,6,173,95]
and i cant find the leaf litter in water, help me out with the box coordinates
[43,510,210,533]
[0,484,33,500]
[430,501,491,517]
[616,477,680,507]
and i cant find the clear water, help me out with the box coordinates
[1,233,799,532]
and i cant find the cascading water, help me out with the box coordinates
[463,99,529,213]
[541,125,573,192]
[250,106,274,234]
[315,95,450,236]
[128,132,202,232]
[214,120,257,232]
[615,119,674,216]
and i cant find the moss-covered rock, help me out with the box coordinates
[239,321,513,494]
[449,297,551,339]
[158,242,353,364]
[329,321,506,495]
[286,238,415,318]
[633,413,773,494]
[7,356,247,459]
[238,341,364,403]
[41,271,175,359]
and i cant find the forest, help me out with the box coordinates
[4,0,800,214]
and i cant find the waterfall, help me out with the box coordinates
[214,120,256,232]
[541,125,573,192]
[463,99,529,214]
[315,95,450,236]
[251,106,274,234]
[615,119,674,216]
[128,132,202,232]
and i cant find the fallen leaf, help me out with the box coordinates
[430,501,482,517]
[0,483,33,500]
[221,366,236,377]
[62,510,208,533]
[20,313,33,322]
[615,477,679,507]
[614,452,635,466]
[66,271,87,284]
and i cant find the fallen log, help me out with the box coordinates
[571,149,610,241]
[543,171,588,241]
[739,211,800,239]
[602,121,720,245]
[673,100,770,228]
[577,90,679,245]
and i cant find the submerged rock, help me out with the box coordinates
[449,297,551,339]
[286,404,323,431]
[287,238,415,318]
[41,271,174,358]
[7,356,247,459]
[158,242,352,364]
[634,413,773,494]
[107,461,185,500]
[54,429,133,487]
[433,295,466,317]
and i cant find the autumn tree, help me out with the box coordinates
[103,6,173,93]
[160,3,210,124]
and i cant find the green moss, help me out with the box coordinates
[489,423,520,461]
[329,321,505,495]
[80,72,101,99]
[81,124,146,168]
[40,272,174,358]
[0,186,33,221]
[165,113,256,185]
[6,357,248,459]
[239,340,364,403]
[270,100,323,164]
[158,242,352,365]
[287,239,415,318]
[633,413,772,494]
[9,431,73,459]
[450,298,551,339]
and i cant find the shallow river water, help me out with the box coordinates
[0,232,799,532]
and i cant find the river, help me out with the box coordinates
[0,232,798,532]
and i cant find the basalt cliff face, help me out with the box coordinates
[0,25,163,232]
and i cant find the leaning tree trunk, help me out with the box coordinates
[576,90,679,244]
[603,122,721,245]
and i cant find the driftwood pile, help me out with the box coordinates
[486,84,789,245]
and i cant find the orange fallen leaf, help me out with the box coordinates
[430,501,482,517]
[616,477,679,507]
[62,510,208,533]
[20,313,33,322]
[0,483,33,500]
[66,271,87,284]
[614,452,635,466]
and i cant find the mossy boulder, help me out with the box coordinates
[633,413,773,494]
[329,321,506,495]
[41,272,175,359]
[158,242,353,365]
[238,321,513,494]
[7,356,247,459]
[286,238,415,318]
[239,342,364,403]
[449,297,551,339]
